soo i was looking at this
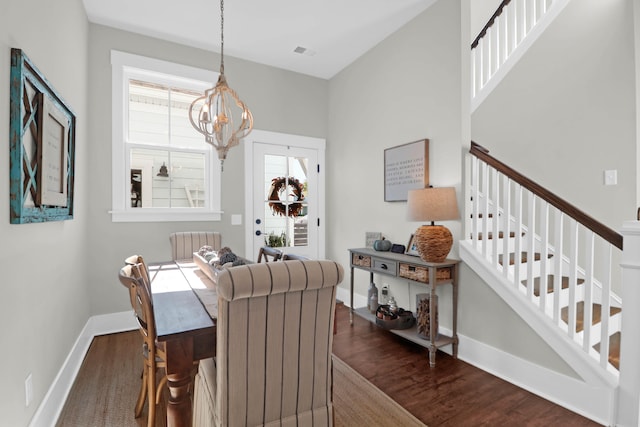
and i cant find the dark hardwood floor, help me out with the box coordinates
[331,302,600,426]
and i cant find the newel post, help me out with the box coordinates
[617,221,640,426]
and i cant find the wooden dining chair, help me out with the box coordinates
[118,262,166,427]
[124,254,151,292]
[257,246,283,263]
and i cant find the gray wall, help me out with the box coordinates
[0,0,89,425]
[87,25,329,315]
[327,0,576,377]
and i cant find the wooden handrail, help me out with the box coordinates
[470,141,623,250]
[471,0,512,49]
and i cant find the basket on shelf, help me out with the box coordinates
[375,305,415,330]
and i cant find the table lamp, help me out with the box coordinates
[407,187,459,263]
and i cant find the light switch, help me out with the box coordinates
[604,170,617,186]
[231,214,242,225]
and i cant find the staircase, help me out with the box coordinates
[465,1,640,424]
[460,142,624,424]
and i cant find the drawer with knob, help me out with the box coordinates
[372,259,396,275]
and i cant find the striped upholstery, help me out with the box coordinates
[192,260,344,427]
[169,231,221,261]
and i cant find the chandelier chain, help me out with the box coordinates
[220,0,225,75]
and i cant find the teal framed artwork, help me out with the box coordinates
[9,48,76,223]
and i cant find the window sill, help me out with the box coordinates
[110,209,222,223]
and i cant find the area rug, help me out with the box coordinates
[332,355,426,427]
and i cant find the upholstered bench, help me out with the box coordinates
[169,231,221,261]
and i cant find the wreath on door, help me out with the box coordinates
[268,176,305,217]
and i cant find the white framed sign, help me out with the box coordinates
[384,139,429,202]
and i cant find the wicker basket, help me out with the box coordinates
[352,253,371,268]
[399,263,451,284]
[375,305,415,330]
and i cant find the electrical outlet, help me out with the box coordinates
[25,373,33,407]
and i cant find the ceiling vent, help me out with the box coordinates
[293,46,316,56]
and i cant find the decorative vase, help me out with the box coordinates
[367,282,379,313]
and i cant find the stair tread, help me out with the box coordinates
[561,302,622,333]
[593,332,620,370]
[521,275,585,297]
[498,252,553,266]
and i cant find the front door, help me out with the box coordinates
[244,130,325,261]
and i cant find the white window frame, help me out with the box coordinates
[110,50,222,222]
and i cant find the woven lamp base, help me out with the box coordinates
[414,225,452,263]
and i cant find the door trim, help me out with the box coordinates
[244,129,326,260]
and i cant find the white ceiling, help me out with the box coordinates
[82,0,438,80]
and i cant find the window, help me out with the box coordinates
[111,51,221,222]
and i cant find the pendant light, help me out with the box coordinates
[188,0,253,170]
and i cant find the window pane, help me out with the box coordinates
[263,154,309,248]
[170,151,206,207]
[129,80,169,145]
[170,89,207,149]
[130,148,205,208]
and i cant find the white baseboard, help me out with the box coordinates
[29,311,136,427]
[456,333,611,426]
[337,287,611,426]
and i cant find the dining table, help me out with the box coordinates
[148,260,219,427]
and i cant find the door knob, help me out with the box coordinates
[255,230,262,236]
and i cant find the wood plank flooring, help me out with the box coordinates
[58,301,600,426]
[332,302,600,426]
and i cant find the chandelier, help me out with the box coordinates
[188,0,253,170]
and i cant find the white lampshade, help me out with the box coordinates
[407,187,459,223]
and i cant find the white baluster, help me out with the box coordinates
[471,156,479,250]
[599,244,612,369]
[525,0,535,35]
[517,0,526,45]
[498,11,508,66]
[490,19,500,77]
[513,184,523,287]
[539,200,549,314]
[482,32,492,87]
[526,191,536,300]
[508,0,518,55]
[552,209,564,324]
[582,229,594,353]
[567,219,579,339]
[481,162,490,259]
[502,177,511,278]
[491,168,500,266]
[471,48,477,98]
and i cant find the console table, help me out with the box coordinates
[348,247,459,367]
